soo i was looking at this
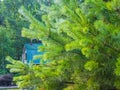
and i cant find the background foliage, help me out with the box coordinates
[0,0,41,74]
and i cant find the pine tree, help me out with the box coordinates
[7,0,120,90]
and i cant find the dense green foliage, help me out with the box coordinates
[0,0,41,74]
[6,0,120,90]
[0,25,14,74]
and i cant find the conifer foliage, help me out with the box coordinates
[7,0,120,90]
